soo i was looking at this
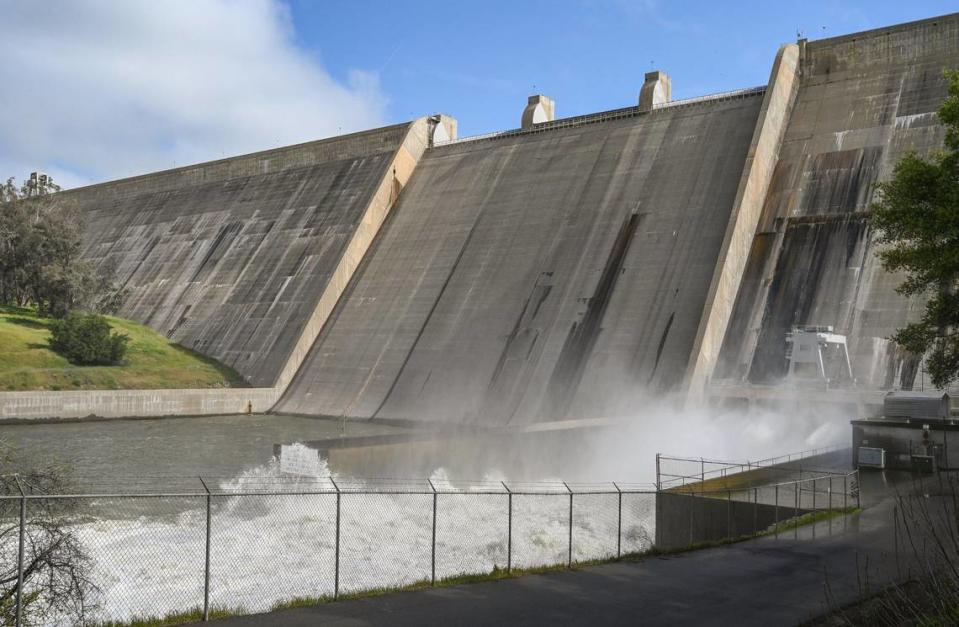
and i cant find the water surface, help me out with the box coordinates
[2,414,408,483]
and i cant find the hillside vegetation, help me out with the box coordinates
[0,306,245,391]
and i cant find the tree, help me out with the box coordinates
[0,441,99,625]
[0,176,125,317]
[871,70,959,390]
[49,312,128,365]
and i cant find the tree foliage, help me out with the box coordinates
[0,441,99,625]
[0,177,125,318]
[49,312,129,366]
[871,70,959,389]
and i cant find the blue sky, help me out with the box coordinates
[287,0,958,137]
[1,0,956,187]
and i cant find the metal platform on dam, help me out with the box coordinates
[46,12,959,424]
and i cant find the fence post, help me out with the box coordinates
[812,478,816,512]
[774,484,779,538]
[844,474,848,510]
[855,471,861,509]
[331,478,341,600]
[753,488,758,534]
[502,482,512,573]
[428,479,437,586]
[727,490,732,538]
[794,480,799,520]
[564,482,573,567]
[655,454,661,491]
[828,476,833,510]
[613,482,622,558]
[199,477,212,622]
[15,475,25,627]
[700,458,705,494]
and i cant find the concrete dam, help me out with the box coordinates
[59,14,959,424]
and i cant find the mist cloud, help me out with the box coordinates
[0,0,387,188]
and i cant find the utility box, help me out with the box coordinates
[911,454,936,474]
[858,446,886,469]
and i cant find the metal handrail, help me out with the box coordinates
[656,444,848,488]
[672,470,859,497]
[0,478,660,500]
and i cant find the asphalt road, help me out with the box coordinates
[200,498,902,627]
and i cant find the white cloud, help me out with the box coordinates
[0,0,387,188]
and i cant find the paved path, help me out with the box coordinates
[200,497,902,626]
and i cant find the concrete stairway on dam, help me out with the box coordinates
[11,12,954,424]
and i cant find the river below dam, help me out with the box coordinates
[0,404,850,624]
[1,414,657,624]
[1,414,409,482]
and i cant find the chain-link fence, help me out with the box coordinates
[0,477,659,626]
[654,467,861,550]
[1,453,859,626]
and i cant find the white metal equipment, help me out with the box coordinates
[785,325,853,383]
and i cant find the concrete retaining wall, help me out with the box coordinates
[655,492,809,550]
[0,387,280,421]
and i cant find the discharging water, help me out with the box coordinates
[1,416,657,624]
[64,460,656,623]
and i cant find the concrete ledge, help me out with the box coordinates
[271,118,431,392]
[0,387,280,421]
[63,123,413,200]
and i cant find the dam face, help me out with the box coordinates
[714,16,959,391]
[68,122,429,387]
[63,13,959,422]
[277,94,763,424]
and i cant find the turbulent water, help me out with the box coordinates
[38,454,655,623]
[2,403,847,623]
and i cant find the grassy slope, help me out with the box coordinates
[0,306,246,391]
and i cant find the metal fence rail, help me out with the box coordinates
[656,444,848,490]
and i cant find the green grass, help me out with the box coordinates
[93,606,240,627]
[0,306,245,390]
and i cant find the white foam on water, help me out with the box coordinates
[58,454,655,624]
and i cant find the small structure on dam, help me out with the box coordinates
[785,326,853,384]
[7,12,952,424]
[853,391,957,471]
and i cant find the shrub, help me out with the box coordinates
[49,312,128,365]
